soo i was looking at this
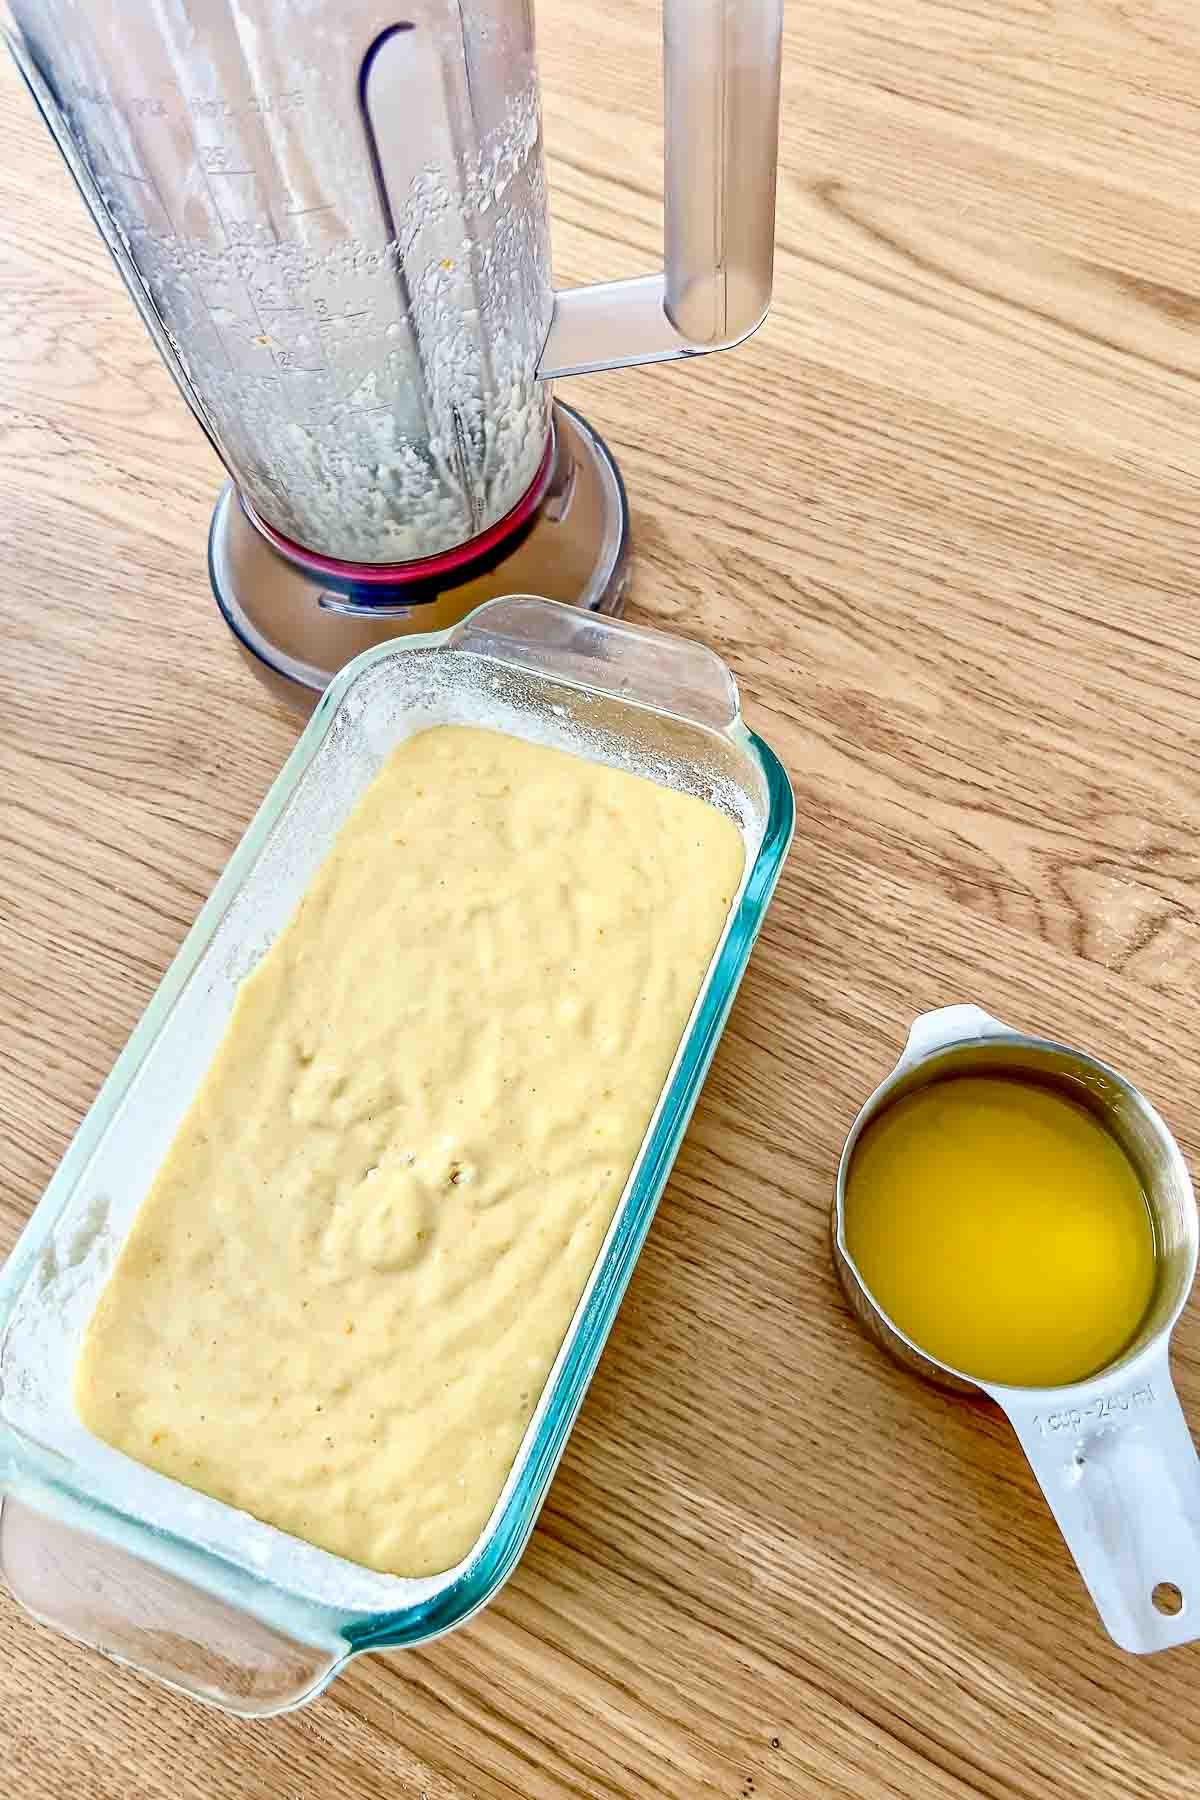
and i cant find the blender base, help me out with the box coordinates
[208,402,630,711]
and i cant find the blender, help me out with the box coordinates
[5,0,782,704]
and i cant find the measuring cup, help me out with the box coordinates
[833,1004,1200,1654]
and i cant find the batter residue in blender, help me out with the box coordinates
[76,726,744,1575]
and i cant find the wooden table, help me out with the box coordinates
[3,2,1200,1793]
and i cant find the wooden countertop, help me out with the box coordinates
[3,2,1200,1794]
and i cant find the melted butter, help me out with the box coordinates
[844,1074,1157,1388]
[76,726,744,1575]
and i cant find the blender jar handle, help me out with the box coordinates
[537,0,783,380]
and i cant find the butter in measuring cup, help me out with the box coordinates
[843,1074,1157,1389]
[834,1004,1200,1655]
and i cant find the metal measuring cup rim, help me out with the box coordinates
[831,1004,1197,1402]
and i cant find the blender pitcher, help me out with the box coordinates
[5,0,783,700]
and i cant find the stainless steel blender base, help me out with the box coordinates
[208,402,630,710]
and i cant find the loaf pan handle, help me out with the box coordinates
[449,595,741,734]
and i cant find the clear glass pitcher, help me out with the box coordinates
[6,0,782,567]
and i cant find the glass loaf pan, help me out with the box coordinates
[0,596,793,1715]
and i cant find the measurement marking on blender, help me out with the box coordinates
[186,95,235,120]
[142,168,175,236]
[176,103,306,382]
[182,284,236,371]
[314,308,371,343]
[68,82,114,109]
[1031,1384,1157,1437]
[274,363,322,376]
[246,89,307,118]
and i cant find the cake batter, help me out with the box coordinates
[76,726,744,1576]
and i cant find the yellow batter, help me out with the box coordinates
[76,725,743,1576]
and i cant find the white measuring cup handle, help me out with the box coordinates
[997,1347,1200,1653]
[895,1004,1015,1072]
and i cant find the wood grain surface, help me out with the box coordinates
[4,0,1200,1794]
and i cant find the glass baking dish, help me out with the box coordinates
[0,596,792,1715]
